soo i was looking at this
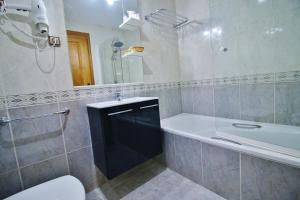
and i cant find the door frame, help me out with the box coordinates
[67,30,95,86]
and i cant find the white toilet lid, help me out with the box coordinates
[5,175,85,200]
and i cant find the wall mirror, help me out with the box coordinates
[63,0,143,86]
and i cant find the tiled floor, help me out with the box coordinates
[86,165,226,200]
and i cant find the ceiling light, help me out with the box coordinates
[258,0,266,3]
[106,0,118,6]
[212,27,222,35]
[203,30,211,37]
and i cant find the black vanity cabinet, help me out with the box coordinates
[87,99,162,179]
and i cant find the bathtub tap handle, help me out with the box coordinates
[232,123,261,129]
[211,137,242,145]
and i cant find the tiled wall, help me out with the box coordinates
[139,0,181,83]
[0,0,74,95]
[176,0,300,81]
[181,71,300,126]
[0,101,99,199]
[181,80,214,117]
[1,71,300,199]
[0,83,182,199]
[176,0,214,81]
[164,132,300,200]
[0,0,182,96]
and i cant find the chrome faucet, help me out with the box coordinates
[115,91,122,101]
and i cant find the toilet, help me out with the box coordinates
[5,176,85,200]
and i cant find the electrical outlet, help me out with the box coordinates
[48,36,61,47]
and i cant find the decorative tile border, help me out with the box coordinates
[2,82,180,108]
[239,73,274,84]
[276,71,300,83]
[0,96,6,110]
[1,71,299,109]
[181,79,213,88]
[213,76,239,86]
[180,71,299,88]
[6,92,57,108]
[58,88,94,102]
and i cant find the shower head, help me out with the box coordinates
[112,39,124,48]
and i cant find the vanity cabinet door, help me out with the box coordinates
[102,104,141,179]
[135,100,162,159]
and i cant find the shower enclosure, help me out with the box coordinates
[99,38,128,84]
[209,0,300,156]
[111,39,125,84]
[99,37,143,84]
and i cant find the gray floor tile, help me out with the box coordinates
[87,168,225,200]
[100,159,166,200]
[86,188,106,200]
[121,169,226,200]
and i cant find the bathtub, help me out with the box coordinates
[161,113,300,168]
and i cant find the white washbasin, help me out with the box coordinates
[87,97,158,109]
[5,176,85,200]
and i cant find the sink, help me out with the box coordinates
[87,97,158,109]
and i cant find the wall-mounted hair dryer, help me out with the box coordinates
[0,0,49,36]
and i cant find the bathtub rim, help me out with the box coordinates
[217,131,300,158]
[161,113,300,169]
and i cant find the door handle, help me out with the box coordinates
[108,109,133,116]
[140,104,159,110]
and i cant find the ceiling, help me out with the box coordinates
[63,0,124,28]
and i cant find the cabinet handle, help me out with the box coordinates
[108,109,133,116]
[140,104,159,110]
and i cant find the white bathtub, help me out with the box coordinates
[161,113,300,168]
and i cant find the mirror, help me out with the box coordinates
[63,0,143,86]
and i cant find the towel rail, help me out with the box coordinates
[0,107,70,125]
[145,8,189,30]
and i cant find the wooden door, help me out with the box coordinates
[67,30,95,86]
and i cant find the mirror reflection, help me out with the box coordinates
[63,0,143,86]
